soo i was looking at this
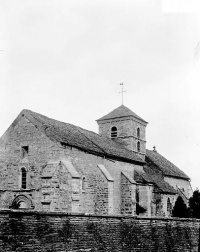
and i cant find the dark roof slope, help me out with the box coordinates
[96,105,147,123]
[15,109,144,164]
[134,170,177,194]
[146,149,190,180]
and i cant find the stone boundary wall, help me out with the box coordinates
[0,210,199,251]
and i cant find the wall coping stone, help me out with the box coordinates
[61,159,81,178]
[97,164,114,182]
[121,171,136,184]
[0,209,200,222]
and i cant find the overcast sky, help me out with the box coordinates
[1,0,200,190]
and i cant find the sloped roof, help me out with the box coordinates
[146,150,190,180]
[134,170,177,194]
[96,105,147,123]
[5,109,144,164]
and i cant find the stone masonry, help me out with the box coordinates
[0,106,193,218]
[0,210,199,252]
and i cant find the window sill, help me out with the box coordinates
[13,188,35,192]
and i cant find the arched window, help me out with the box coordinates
[137,128,140,138]
[167,198,172,214]
[21,168,27,189]
[137,141,140,152]
[111,126,117,138]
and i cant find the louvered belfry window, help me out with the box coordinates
[137,128,140,138]
[137,141,140,152]
[21,168,27,189]
[111,126,117,138]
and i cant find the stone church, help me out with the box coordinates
[0,105,192,217]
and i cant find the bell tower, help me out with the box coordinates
[96,105,148,160]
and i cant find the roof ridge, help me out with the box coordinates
[96,104,147,123]
[5,109,144,164]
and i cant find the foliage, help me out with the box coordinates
[172,196,189,218]
[188,189,200,219]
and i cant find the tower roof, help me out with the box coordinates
[96,105,147,123]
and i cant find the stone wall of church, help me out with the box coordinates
[164,177,193,199]
[98,118,146,159]
[121,172,136,215]
[161,194,177,216]
[151,193,177,217]
[98,118,146,140]
[0,210,199,251]
[0,116,140,215]
[137,184,153,217]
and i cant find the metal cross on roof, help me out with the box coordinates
[119,82,126,105]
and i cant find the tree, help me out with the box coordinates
[172,196,189,218]
[188,189,200,219]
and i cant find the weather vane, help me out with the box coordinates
[119,82,126,105]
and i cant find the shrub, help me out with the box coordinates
[172,196,188,218]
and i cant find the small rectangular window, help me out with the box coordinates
[21,146,29,158]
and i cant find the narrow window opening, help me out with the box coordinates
[137,141,140,152]
[136,186,139,203]
[21,168,27,189]
[137,128,140,138]
[82,177,86,191]
[111,126,117,138]
[167,198,172,214]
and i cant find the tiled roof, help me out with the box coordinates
[18,109,144,164]
[96,105,147,123]
[134,169,177,194]
[146,150,190,180]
